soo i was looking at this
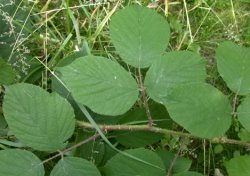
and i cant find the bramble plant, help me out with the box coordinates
[1,4,250,176]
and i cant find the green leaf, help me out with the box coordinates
[237,96,250,132]
[99,143,118,166]
[55,52,83,67]
[0,58,15,85]
[55,40,90,67]
[52,41,90,115]
[144,51,206,104]
[156,149,192,174]
[103,148,165,176]
[3,83,75,152]
[214,144,224,154]
[0,112,8,137]
[165,83,232,138]
[110,5,170,68]
[52,54,87,119]
[216,41,250,95]
[58,55,138,116]
[0,113,7,129]
[115,103,172,147]
[20,58,43,83]
[0,149,44,176]
[115,130,163,148]
[73,130,105,166]
[50,157,101,176]
[118,102,172,128]
[238,128,250,142]
[173,171,203,176]
[225,155,250,176]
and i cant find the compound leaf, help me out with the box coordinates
[58,55,138,116]
[165,83,232,138]
[110,5,170,68]
[3,83,75,152]
[103,148,165,176]
[216,41,250,95]
[225,155,250,176]
[0,149,44,176]
[50,157,101,176]
[144,51,206,103]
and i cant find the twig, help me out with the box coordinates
[203,139,206,176]
[41,134,100,164]
[232,93,238,118]
[138,68,153,127]
[77,120,250,148]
